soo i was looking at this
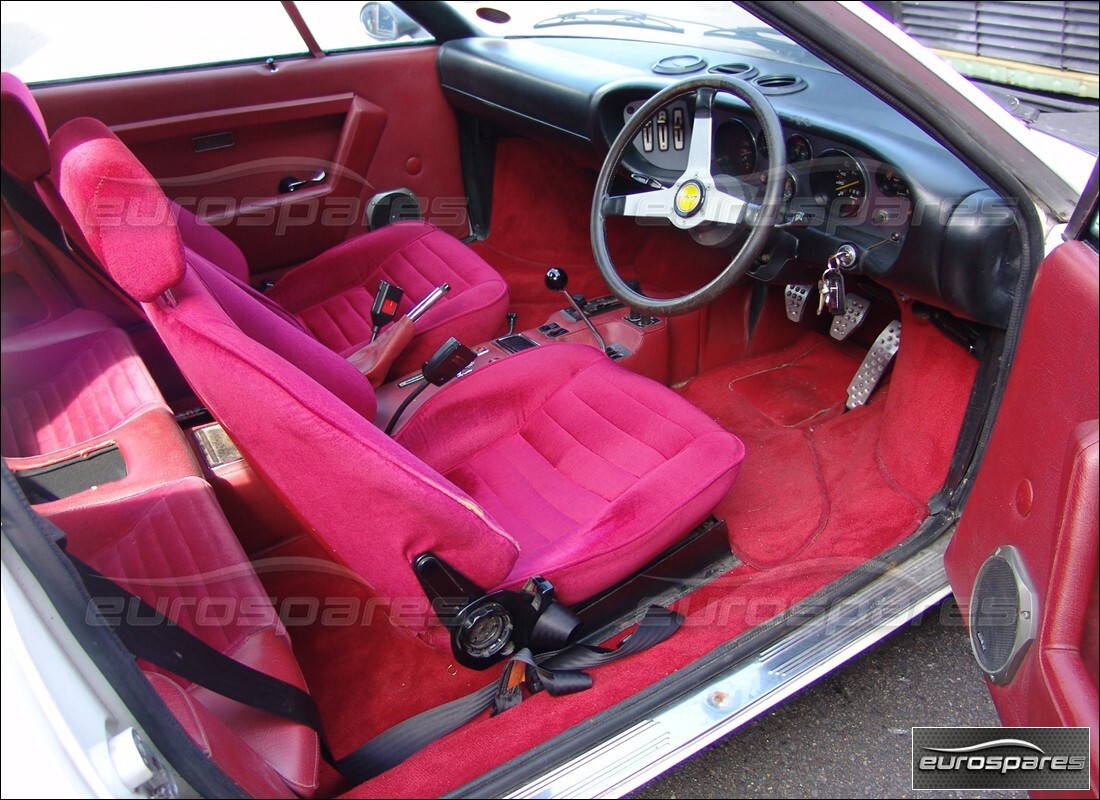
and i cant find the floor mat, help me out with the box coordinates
[677,331,910,569]
[726,337,863,427]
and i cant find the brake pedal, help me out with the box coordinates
[830,293,870,341]
[785,284,813,322]
[846,320,901,410]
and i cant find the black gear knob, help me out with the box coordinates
[545,267,568,292]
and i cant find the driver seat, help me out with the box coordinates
[52,117,747,646]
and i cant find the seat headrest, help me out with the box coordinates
[1,72,52,182]
[51,117,185,303]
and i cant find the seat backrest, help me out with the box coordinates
[0,72,51,184]
[50,117,520,641]
[1,72,253,284]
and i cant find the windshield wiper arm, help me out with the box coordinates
[534,9,683,34]
[703,26,804,57]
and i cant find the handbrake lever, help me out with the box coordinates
[350,281,452,386]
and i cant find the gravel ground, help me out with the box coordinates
[631,598,1028,799]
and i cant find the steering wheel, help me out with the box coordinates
[591,76,786,316]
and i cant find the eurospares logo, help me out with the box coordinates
[912,727,1090,790]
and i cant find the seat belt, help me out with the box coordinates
[66,552,683,786]
[1,168,145,318]
[1,169,66,250]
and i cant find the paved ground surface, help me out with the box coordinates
[631,598,1028,799]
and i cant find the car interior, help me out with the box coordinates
[0,3,1073,796]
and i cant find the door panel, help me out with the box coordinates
[114,93,386,271]
[30,47,469,274]
[945,237,1099,794]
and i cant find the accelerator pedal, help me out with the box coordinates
[846,320,901,410]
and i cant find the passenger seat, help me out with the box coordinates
[1,71,510,380]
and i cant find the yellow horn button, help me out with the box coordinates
[674,180,704,217]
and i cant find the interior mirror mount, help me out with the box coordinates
[360,2,422,41]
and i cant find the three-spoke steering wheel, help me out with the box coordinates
[591,76,786,316]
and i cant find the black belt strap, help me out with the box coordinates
[68,554,683,786]
[1,169,65,250]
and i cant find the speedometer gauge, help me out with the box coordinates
[811,149,868,219]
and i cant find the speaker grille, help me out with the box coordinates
[971,554,1019,674]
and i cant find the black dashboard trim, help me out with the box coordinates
[438,34,1022,327]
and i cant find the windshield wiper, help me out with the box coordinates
[703,26,805,58]
[534,9,683,34]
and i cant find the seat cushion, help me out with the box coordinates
[265,221,509,376]
[1,310,166,458]
[395,344,747,604]
[51,476,320,796]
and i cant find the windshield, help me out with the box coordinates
[444,1,828,68]
[443,0,1098,155]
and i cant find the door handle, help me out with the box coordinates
[278,170,327,193]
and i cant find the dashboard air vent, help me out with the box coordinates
[753,74,808,95]
[709,62,759,80]
[653,55,707,75]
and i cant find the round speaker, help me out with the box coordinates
[969,546,1036,685]
[365,188,422,230]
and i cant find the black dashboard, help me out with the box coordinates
[439,36,1021,327]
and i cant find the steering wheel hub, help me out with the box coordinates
[674,179,706,218]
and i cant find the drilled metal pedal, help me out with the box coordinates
[846,320,901,410]
[785,284,813,322]
[830,293,870,341]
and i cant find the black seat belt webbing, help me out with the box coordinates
[1,168,66,250]
[67,553,683,786]
[1,168,146,317]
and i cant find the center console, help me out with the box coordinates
[375,294,670,435]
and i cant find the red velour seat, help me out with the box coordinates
[1,72,509,378]
[52,117,747,642]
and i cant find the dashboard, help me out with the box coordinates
[622,98,913,229]
[439,35,1022,327]
[624,100,911,217]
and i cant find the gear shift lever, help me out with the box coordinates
[545,267,608,355]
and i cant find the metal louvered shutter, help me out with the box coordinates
[873,1,1099,74]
